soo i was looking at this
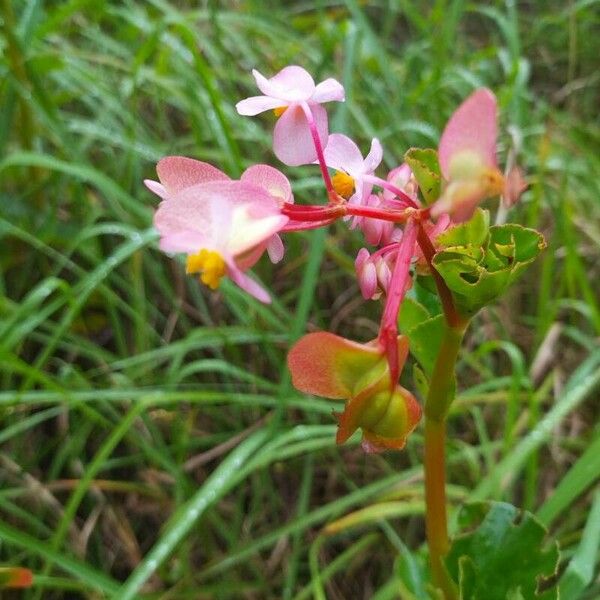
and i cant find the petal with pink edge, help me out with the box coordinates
[266,234,285,263]
[312,78,345,103]
[439,88,498,180]
[227,262,271,304]
[252,66,315,103]
[155,181,286,257]
[288,332,385,399]
[273,103,328,167]
[235,95,286,116]
[144,179,168,199]
[322,133,364,175]
[358,259,378,299]
[157,156,229,195]
[241,164,293,204]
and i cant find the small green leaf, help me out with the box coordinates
[399,297,430,332]
[399,299,445,376]
[404,147,441,205]
[412,363,429,399]
[436,209,490,248]
[446,502,560,600]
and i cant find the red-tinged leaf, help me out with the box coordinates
[288,332,385,399]
[0,567,33,588]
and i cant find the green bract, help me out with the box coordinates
[432,210,546,317]
[404,147,442,205]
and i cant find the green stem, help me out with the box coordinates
[1,0,34,152]
[424,323,466,599]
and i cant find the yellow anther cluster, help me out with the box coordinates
[186,249,227,290]
[273,106,287,117]
[332,171,355,199]
[482,167,505,196]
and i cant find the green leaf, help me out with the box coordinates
[446,502,560,600]
[436,209,490,248]
[412,363,429,400]
[399,298,445,376]
[433,222,546,317]
[404,147,441,205]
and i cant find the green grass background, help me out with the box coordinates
[1,0,599,598]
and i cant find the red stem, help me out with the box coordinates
[362,174,420,209]
[377,218,418,386]
[300,102,336,201]
[283,202,418,225]
[416,222,464,328]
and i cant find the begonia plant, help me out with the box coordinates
[146,65,557,599]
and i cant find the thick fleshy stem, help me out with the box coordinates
[377,218,418,386]
[362,174,420,209]
[417,221,467,598]
[424,323,465,600]
[299,102,336,202]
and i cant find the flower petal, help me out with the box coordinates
[356,254,378,299]
[312,78,345,103]
[235,95,286,116]
[273,103,328,166]
[363,138,383,173]
[322,133,364,175]
[154,181,287,257]
[241,164,293,204]
[144,179,168,199]
[266,234,285,263]
[227,262,271,303]
[252,66,315,102]
[439,88,498,180]
[156,156,229,195]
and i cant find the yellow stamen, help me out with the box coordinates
[332,171,355,200]
[482,167,505,196]
[185,249,227,290]
[273,106,287,117]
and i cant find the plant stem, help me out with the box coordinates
[300,102,336,201]
[424,323,466,599]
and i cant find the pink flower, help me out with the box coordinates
[355,164,419,247]
[355,247,392,300]
[358,195,398,246]
[383,164,420,203]
[145,157,289,303]
[355,246,414,301]
[322,134,383,207]
[236,66,345,167]
[431,89,508,222]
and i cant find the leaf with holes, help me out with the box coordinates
[433,222,545,317]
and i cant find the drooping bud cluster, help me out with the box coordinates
[145,65,526,452]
